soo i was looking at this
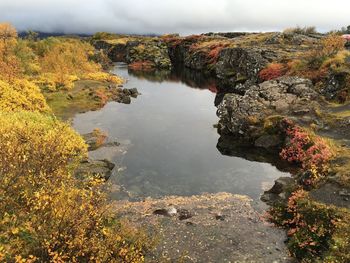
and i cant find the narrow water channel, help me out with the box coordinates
[73,63,289,201]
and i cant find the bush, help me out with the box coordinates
[283,26,317,35]
[321,35,346,57]
[279,119,333,184]
[269,190,340,261]
[0,79,50,112]
[37,38,102,90]
[0,112,152,262]
[83,72,123,84]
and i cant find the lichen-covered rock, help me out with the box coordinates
[92,40,127,62]
[127,40,172,70]
[215,47,277,84]
[217,76,319,137]
[321,72,349,100]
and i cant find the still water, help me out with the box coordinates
[73,64,289,200]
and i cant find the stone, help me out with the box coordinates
[215,47,273,84]
[153,207,178,217]
[254,134,282,149]
[217,76,319,137]
[266,177,295,195]
[75,159,115,181]
[178,209,193,220]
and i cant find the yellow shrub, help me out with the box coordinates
[0,111,87,175]
[322,50,350,73]
[0,79,50,112]
[83,72,124,84]
[0,112,151,262]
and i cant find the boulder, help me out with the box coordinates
[75,159,115,181]
[261,177,296,205]
[215,47,277,85]
[217,76,319,137]
[126,40,172,70]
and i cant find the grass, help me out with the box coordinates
[44,80,114,121]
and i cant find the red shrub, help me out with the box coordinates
[259,63,288,81]
[207,43,229,63]
[280,119,333,172]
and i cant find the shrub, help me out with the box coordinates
[0,79,50,112]
[283,26,317,35]
[286,34,347,86]
[259,63,288,81]
[321,50,350,74]
[0,111,86,176]
[83,72,123,84]
[0,112,152,262]
[38,38,102,90]
[268,190,340,261]
[279,119,333,180]
[321,35,346,57]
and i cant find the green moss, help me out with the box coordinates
[44,80,113,121]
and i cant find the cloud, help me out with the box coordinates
[0,0,349,35]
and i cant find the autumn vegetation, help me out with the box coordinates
[259,34,350,101]
[0,23,150,262]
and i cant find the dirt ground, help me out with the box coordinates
[112,193,294,263]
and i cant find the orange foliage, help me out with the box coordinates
[0,23,17,41]
[207,43,229,63]
[259,63,289,81]
[94,88,109,106]
[321,34,346,57]
[0,23,21,82]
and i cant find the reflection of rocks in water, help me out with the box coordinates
[128,66,228,95]
[128,69,172,82]
[217,135,292,173]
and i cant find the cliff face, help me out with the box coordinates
[92,32,321,88]
[92,38,172,70]
[92,32,350,103]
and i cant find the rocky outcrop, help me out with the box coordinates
[168,40,278,89]
[217,76,320,139]
[92,40,127,62]
[127,40,172,70]
[215,47,277,84]
[93,39,172,70]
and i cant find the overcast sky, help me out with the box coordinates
[0,0,349,35]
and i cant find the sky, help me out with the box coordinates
[0,0,349,35]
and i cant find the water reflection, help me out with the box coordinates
[128,66,220,93]
[73,64,289,201]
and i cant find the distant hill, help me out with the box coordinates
[18,31,92,39]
